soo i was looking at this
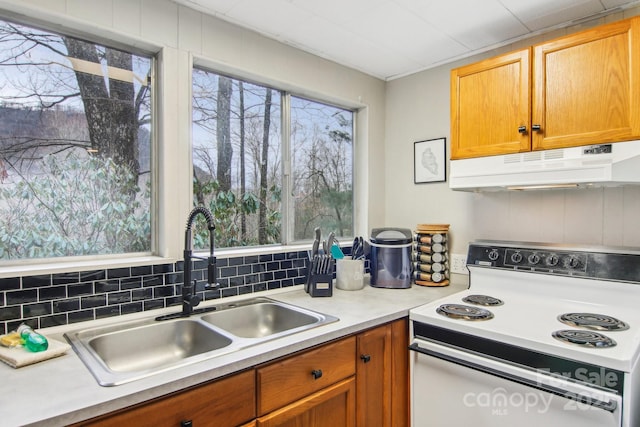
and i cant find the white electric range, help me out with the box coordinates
[409,240,640,427]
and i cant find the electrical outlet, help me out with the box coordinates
[450,253,468,275]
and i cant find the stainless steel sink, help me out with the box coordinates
[65,297,338,386]
[88,319,232,372]
[201,299,325,338]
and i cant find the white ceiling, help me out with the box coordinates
[173,0,640,80]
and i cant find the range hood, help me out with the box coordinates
[449,140,640,191]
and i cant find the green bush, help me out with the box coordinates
[0,152,150,259]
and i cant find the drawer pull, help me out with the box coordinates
[532,124,541,132]
[360,354,371,363]
[181,420,193,427]
[517,125,527,134]
[311,369,323,380]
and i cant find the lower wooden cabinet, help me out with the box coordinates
[74,319,409,427]
[75,369,256,427]
[356,322,392,426]
[390,318,410,427]
[256,378,356,427]
[356,318,408,427]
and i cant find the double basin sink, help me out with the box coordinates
[64,297,338,386]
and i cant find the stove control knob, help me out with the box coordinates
[563,256,580,269]
[510,251,523,263]
[488,249,500,261]
[546,253,559,267]
[527,253,540,265]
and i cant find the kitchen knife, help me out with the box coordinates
[326,232,335,255]
[312,227,321,256]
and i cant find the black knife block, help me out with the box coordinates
[307,273,333,297]
[305,254,334,297]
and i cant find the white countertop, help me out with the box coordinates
[3,281,465,427]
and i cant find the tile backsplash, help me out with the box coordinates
[0,249,313,334]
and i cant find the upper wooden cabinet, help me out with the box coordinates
[450,48,531,159]
[533,18,640,150]
[451,16,640,160]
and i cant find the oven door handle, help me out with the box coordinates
[409,342,618,413]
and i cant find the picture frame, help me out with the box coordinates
[414,137,446,184]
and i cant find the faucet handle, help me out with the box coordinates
[187,294,201,307]
[184,279,201,308]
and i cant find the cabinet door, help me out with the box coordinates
[451,49,531,159]
[78,370,256,427]
[390,318,409,427]
[257,378,356,427]
[356,323,392,427]
[533,17,640,150]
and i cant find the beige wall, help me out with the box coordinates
[0,0,386,263]
[384,7,640,257]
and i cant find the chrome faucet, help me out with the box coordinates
[181,206,219,317]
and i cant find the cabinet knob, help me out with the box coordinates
[532,124,541,132]
[517,125,527,134]
[181,421,193,427]
[360,354,371,363]
[311,369,323,380]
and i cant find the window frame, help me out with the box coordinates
[190,61,357,248]
[0,14,159,268]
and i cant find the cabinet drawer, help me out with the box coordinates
[77,370,256,427]
[257,336,356,415]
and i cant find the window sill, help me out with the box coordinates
[214,243,312,259]
[0,255,177,279]
[0,244,320,279]
[0,243,338,279]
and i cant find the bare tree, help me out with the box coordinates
[63,38,141,178]
[216,76,232,192]
[258,88,272,244]
[238,81,247,239]
[0,22,148,179]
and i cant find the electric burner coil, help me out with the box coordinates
[558,313,629,331]
[436,304,494,321]
[462,294,504,306]
[552,329,616,348]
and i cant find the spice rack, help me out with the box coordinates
[413,224,450,287]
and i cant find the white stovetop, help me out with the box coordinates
[410,267,640,372]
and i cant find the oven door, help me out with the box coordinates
[410,337,623,427]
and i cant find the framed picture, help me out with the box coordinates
[414,137,446,184]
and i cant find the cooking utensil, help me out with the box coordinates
[352,237,365,260]
[331,243,345,259]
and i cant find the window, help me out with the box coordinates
[192,68,354,248]
[290,96,354,240]
[0,19,153,261]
